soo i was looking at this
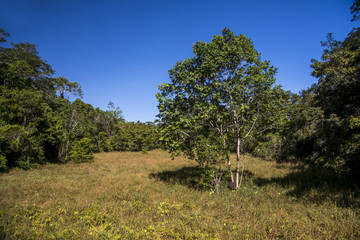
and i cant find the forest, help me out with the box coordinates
[0,0,359,239]
[0,30,159,169]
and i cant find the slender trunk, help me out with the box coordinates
[215,168,222,194]
[235,136,240,189]
[215,170,219,194]
[65,137,70,161]
[239,154,245,188]
[227,155,234,183]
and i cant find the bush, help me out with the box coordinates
[0,155,7,171]
[70,138,94,163]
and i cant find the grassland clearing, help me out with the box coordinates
[1,150,359,239]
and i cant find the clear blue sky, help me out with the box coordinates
[1,0,357,122]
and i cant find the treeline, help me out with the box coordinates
[0,30,158,170]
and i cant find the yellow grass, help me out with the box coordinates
[0,150,359,239]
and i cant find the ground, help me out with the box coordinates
[0,150,359,239]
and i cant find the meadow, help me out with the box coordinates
[0,150,359,239]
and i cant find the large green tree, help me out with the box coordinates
[309,26,360,174]
[282,0,360,177]
[0,30,94,168]
[157,28,288,190]
[0,87,55,168]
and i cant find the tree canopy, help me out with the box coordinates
[157,28,289,191]
[0,30,158,170]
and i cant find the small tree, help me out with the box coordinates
[69,137,94,163]
[157,28,288,191]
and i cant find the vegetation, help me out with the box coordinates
[157,1,360,190]
[0,150,359,239]
[157,28,289,192]
[278,0,360,180]
[0,32,158,170]
[0,0,360,238]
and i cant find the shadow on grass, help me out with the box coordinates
[253,164,360,208]
[149,166,254,191]
[149,166,203,190]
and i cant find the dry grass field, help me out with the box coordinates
[1,150,359,239]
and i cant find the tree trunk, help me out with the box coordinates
[239,154,245,189]
[227,155,234,183]
[214,168,222,194]
[235,136,240,189]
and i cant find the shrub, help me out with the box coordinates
[70,138,94,163]
[0,155,7,171]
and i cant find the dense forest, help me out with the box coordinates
[0,30,159,170]
[1,1,359,193]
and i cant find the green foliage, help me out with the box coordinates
[53,76,83,99]
[0,87,53,167]
[309,24,360,173]
[351,0,360,21]
[0,155,7,171]
[280,5,360,179]
[95,101,124,139]
[111,121,158,152]
[279,87,325,163]
[0,42,54,89]
[0,30,159,170]
[69,138,94,163]
[253,132,282,160]
[157,28,289,190]
[0,30,95,169]
[93,131,112,153]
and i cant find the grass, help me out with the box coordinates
[0,150,359,239]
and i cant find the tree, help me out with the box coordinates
[157,28,288,191]
[310,24,360,174]
[55,98,98,161]
[0,42,54,89]
[95,101,124,139]
[53,77,83,99]
[0,30,130,169]
[351,0,360,22]
[278,86,325,163]
[277,0,360,178]
[0,87,53,168]
[69,137,94,163]
[111,121,158,152]
[0,29,9,44]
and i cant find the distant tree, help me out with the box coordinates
[157,28,288,191]
[53,76,83,99]
[111,121,158,152]
[55,99,98,161]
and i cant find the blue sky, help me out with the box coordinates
[1,0,357,122]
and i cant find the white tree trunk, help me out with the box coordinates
[227,156,234,183]
[235,136,240,189]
